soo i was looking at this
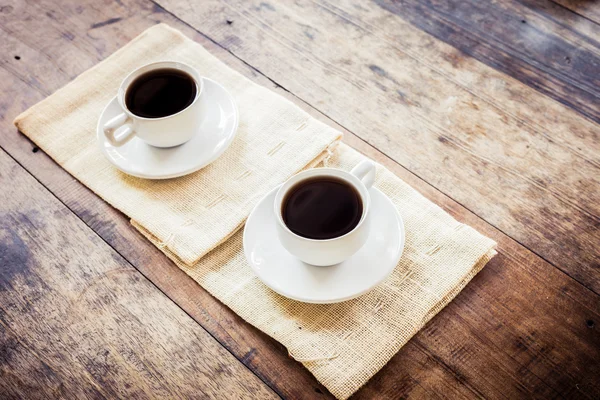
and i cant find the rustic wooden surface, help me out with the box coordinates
[551,0,600,24]
[0,149,278,399]
[157,0,600,293]
[0,0,598,398]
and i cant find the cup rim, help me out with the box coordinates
[117,60,203,122]
[274,168,371,243]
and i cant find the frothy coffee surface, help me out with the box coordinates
[282,177,363,240]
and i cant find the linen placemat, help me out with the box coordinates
[136,144,496,399]
[14,24,341,266]
[15,24,497,399]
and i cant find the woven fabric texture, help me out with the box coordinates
[14,24,341,266]
[15,24,496,400]
[135,144,496,399]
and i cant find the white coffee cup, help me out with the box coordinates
[274,160,376,266]
[103,61,205,148]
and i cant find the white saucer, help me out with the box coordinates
[243,185,405,303]
[96,78,239,179]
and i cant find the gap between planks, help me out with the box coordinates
[0,147,287,400]
[147,0,600,298]
[1,4,598,395]
[548,0,600,26]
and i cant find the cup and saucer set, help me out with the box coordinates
[97,61,239,179]
[98,61,405,304]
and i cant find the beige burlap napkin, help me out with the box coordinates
[14,24,341,266]
[15,24,496,399]
[136,144,496,399]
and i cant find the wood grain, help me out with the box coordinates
[374,0,600,123]
[0,2,334,398]
[152,0,600,294]
[551,0,600,24]
[0,0,599,398]
[0,149,278,399]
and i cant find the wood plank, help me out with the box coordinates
[373,0,600,124]
[521,0,600,39]
[152,0,600,293]
[0,0,599,398]
[0,148,278,399]
[0,2,336,398]
[551,0,600,25]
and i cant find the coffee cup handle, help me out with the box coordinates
[103,112,136,147]
[351,160,376,190]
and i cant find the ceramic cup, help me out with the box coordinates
[274,160,376,266]
[103,61,205,148]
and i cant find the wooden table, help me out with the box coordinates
[1,0,599,398]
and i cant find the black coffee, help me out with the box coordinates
[282,177,363,240]
[125,68,197,118]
